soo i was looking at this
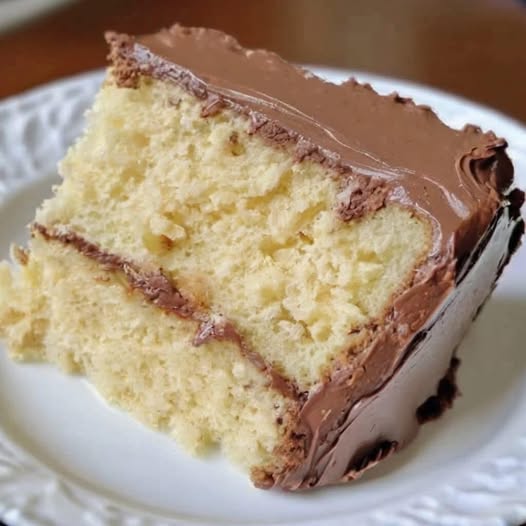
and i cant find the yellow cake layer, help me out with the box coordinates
[32,75,431,390]
[0,237,290,473]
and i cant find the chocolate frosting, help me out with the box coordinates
[275,209,520,489]
[107,26,513,263]
[100,26,525,489]
[32,223,298,400]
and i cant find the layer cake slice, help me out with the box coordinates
[0,25,523,490]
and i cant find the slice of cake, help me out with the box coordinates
[0,25,523,490]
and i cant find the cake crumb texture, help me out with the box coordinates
[35,76,431,389]
[0,237,289,472]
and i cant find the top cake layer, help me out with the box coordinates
[108,24,516,268]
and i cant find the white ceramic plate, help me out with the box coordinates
[0,69,525,526]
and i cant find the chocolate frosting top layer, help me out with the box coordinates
[104,26,524,490]
[109,25,513,266]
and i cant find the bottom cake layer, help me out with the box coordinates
[0,235,291,477]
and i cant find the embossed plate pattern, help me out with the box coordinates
[0,70,525,526]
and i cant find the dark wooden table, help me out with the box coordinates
[1,0,526,123]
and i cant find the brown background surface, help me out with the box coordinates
[1,0,526,123]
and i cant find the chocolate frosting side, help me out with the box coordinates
[97,26,526,489]
[274,207,521,489]
[32,223,299,400]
